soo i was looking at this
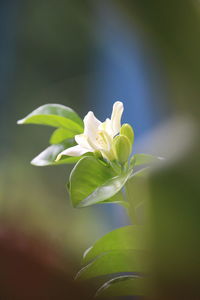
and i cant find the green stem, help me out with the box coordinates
[124,181,138,225]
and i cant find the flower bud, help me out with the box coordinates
[120,123,134,145]
[113,135,132,164]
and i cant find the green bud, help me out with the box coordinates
[120,123,134,145]
[113,135,132,164]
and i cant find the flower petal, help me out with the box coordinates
[56,145,89,161]
[111,101,124,135]
[83,111,101,141]
[99,118,113,137]
[98,130,112,151]
[75,134,93,150]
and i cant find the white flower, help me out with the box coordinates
[56,101,124,161]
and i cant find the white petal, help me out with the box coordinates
[83,111,101,141]
[111,101,124,135]
[56,145,89,161]
[75,134,93,150]
[99,118,113,137]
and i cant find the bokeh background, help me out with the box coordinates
[0,0,200,299]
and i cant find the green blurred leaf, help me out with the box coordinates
[133,153,164,166]
[50,128,75,144]
[83,225,144,265]
[96,275,144,298]
[76,250,144,279]
[17,103,83,133]
[31,139,81,166]
[69,156,132,208]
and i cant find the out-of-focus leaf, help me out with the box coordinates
[133,153,164,166]
[50,128,76,144]
[31,140,81,166]
[17,104,83,133]
[83,225,144,265]
[76,250,144,279]
[69,156,132,208]
[95,275,144,298]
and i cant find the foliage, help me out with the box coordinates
[17,104,84,166]
[18,103,162,298]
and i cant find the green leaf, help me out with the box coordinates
[79,173,132,208]
[129,167,150,179]
[31,140,81,166]
[17,103,83,133]
[76,250,145,279]
[69,156,132,208]
[50,128,75,144]
[133,153,164,166]
[83,225,144,265]
[101,191,129,208]
[95,275,144,298]
[69,156,116,207]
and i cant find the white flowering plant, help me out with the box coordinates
[18,101,161,298]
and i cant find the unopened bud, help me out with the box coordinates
[120,123,134,145]
[113,135,132,164]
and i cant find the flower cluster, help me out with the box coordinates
[57,101,134,164]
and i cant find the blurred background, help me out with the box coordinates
[0,0,200,299]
